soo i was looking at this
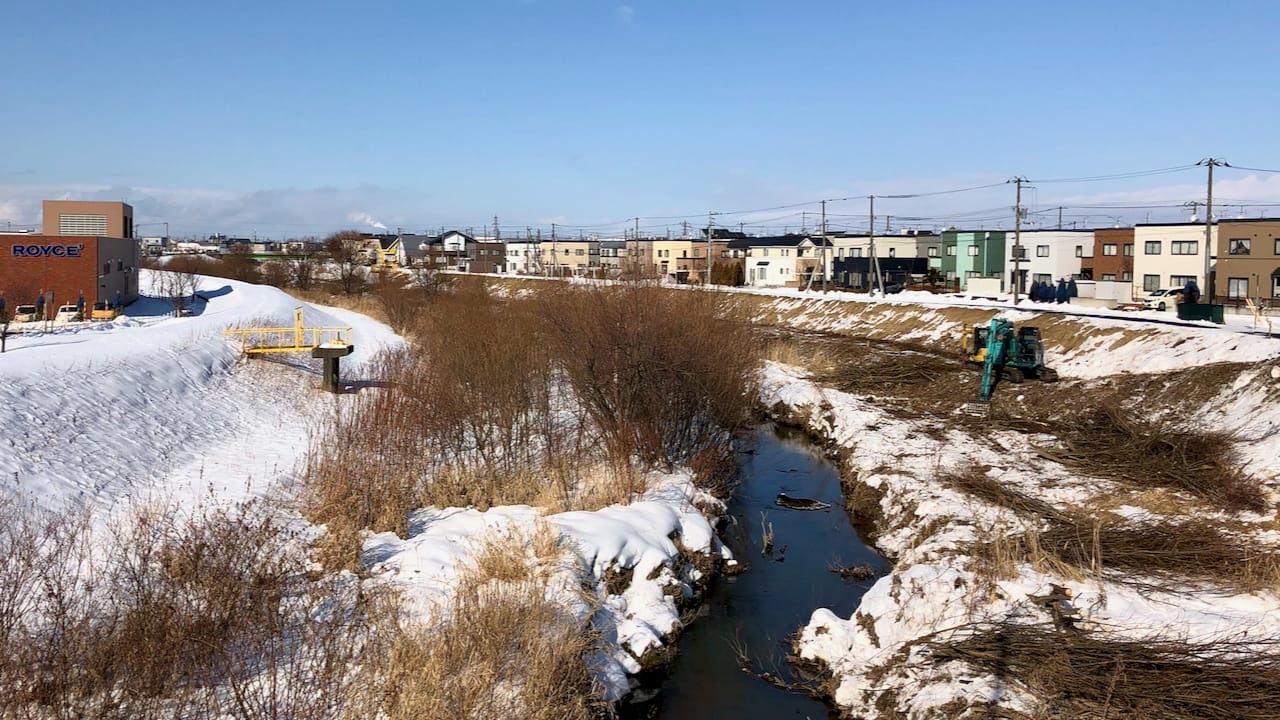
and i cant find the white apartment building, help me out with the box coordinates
[1004,229,1093,289]
[1131,222,1216,297]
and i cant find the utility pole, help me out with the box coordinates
[1013,177,1026,304]
[868,196,883,295]
[551,223,558,278]
[681,220,689,239]
[493,215,500,241]
[1057,206,1063,230]
[820,199,828,292]
[634,217,640,241]
[1197,158,1227,303]
[706,211,714,285]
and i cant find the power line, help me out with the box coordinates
[1029,164,1199,184]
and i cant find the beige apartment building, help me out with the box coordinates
[1215,218,1280,305]
[43,200,134,239]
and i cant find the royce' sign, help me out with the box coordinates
[11,244,84,258]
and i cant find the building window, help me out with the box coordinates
[1228,277,1249,299]
[965,270,981,278]
[1275,238,1280,256]
[1011,245,1027,260]
[1033,273,1051,284]
[1171,240,1198,255]
[1123,244,1133,256]
[927,246,939,257]
[1144,241,1161,255]
[946,246,957,256]
[116,259,123,271]
[761,248,769,257]
[967,245,979,256]
[1036,245,1049,257]
[1075,245,1083,257]
[1170,275,1196,288]
[888,247,896,258]
[1228,238,1251,255]
[102,263,111,275]
[852,248,863,258]
[1273,275,1280,298]
[945,270,956,281]
[575,249,584,256]
[1102,273,1116,280]
[1122,271,1132,281]
[1103,244,1117,256]
[1143,274,1161,292]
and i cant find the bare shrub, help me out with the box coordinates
[0,497,391,718]
[371,271,425,335]
[259,260,291,288]
[290,253,318,290]
[539,284,760,472]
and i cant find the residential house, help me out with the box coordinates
[1213,218,1280,306]
[1131,222,1216,300]
[597,239,627,277]
[504,239,542,274]
[832,257,928,291]
[540,238,598,277]
[402,230,504,273]
[1086,228,1133,282]
[737,235,831,288]
[1003,229,1092,293]
[938,230,1008,290]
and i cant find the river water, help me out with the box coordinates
[629,424,887,719]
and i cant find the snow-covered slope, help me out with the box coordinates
[0,270,401,514]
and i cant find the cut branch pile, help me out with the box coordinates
[929,623,1280,720]
[1029,403,1265,512]
[946,470,1280,592]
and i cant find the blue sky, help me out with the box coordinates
[3,1,1280,238]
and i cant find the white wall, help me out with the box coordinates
[1006,230,1091,284]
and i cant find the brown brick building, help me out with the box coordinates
[0,235,140,317]
[1085,228,1135,282]
[43,200,134,239]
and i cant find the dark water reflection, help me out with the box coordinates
[629,424,888,719]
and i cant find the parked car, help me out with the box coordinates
[54,304,81,323]
[1143,287,1184,311]
[11,304,38,323]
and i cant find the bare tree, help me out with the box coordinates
[155,266,199,316]
[323,230,369,295]
[290,253,317,290]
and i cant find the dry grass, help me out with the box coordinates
[368,528,602,720]
[929,622,1280,720]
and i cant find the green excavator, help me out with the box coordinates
[960,317,1058,413]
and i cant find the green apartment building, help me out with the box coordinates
[939,230,1007,290]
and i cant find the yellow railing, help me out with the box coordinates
[223,307,353,355]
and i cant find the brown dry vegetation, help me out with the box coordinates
[0,495,391,720]
[929,623,1280,720]
[946,470,1280,593]
[368,527,603,720]
[305,279,760,571]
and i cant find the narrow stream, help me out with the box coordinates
[631,423,888,718]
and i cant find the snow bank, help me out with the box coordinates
[361,470,733,700]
